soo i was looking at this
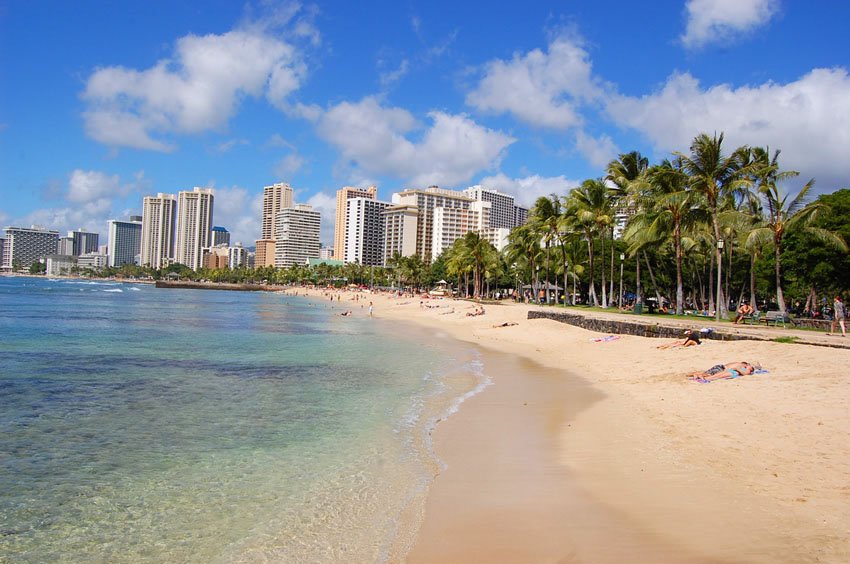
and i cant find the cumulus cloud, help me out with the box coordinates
[466,34,601,129]
[606,68,850,189]
[274,153,305,177]
[82,11,312,151]
[312,96,515,186]
[67,169,146,204]
[681,0,778,49]
[477,172,581,208]
[304,191,336,244]
[575,131,620,169]
[207,185,258,245]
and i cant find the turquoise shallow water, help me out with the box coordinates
[0,277,483,562]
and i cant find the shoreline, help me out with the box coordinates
[297,287,850,562]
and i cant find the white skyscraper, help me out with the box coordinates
[140,193,177,269]
[107,216,143,267]
[393,186,473,263]
[0,226,60,271]
[344,197,390,266]
[175,187,215,271]
[464,185,523,229]
[274,204,321,268]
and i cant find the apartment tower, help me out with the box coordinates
[344,197,390,266]
[140,193,177,269]
[274,204,321,268]
[256,182,293,267]
[175,187,214,271]
[0,226,60,271]
[334,185,377,263]
[107,216,143,267]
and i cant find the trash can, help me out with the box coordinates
[633,303,643,314]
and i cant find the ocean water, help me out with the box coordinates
[0,277,485,562]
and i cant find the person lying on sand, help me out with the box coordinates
[492,322,518,327]
[657,329,701,349]
[687,361,756,382]
[466,307,485,317]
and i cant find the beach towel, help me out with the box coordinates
[591,335,621,343]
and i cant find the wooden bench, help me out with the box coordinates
[759,310,793,328]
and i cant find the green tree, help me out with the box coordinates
[676,132,748,319]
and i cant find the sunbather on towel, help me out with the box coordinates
[688,361,755,381]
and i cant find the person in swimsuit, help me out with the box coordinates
[831,296,846,337]
[688,361,756,381]
[657,329,701,349]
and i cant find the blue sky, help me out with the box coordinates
[2,0,849,246]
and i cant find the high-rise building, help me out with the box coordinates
[58,236,74,256]
[228,243,248,269]
[0,237,4,268]
[344,197,391,266]
[211,226,230,247]
[514,205,529,227]
[175,187,215,271]
[431,200,492,261]
[274,204,321,268]
[256,182,293,267]
[463,185,524,230]
[140,193,177,269]
[334,185,377,261]
[393,186,473,263]
[69,230,99,256]
[319,246,334,260]
[107,216,142,267]
[382,204,419,264]
[260,182,293,240]
[1,226,60,271]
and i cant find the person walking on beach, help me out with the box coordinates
[831,295,846,337]
[368,301,373,318]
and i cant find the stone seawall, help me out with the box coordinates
[527,310,753,341]
[155,281,282,292]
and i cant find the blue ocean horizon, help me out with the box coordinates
[0,276,483,562]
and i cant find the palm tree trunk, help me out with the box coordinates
[674,226,684,315]
[587,237,598,306]
[643,251,663,305]
[600,235,607,307]
[635,257,641,307]
[749,253,758,313]
[775,242,785,313]
[609,230,615,305]
[708,251,715,313]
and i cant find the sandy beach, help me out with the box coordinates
[300,288,850,563]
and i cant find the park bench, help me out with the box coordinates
[757,310,793,328]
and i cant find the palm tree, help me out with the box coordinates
[505,224,541,301]
[746,179,848,313]
[631,158,705,314]
[607,151,649,307]
[676,133,748,320]
[530,195,562,304]
[568,178,612,306]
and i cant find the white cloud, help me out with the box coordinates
[466,34,600,129]
[209,186,258,246]
[379,59,409,88]
[575,131,620,169]
[67,169,147,204]
[606,68,850,190]
[274,153,305,177]
[477,173,581,208]
[82,17,309,151]
[304,191,336,244]
[681,0,778,49]
[313,96,515,186]
[215,139,249,153]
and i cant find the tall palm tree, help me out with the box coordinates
[530,195,562,304]
[634,158,705,314]
[746,179,848,313]
[607,151,649,307]
[567,179,610,306]
[676,132,748,320]
[505,224,541,300]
